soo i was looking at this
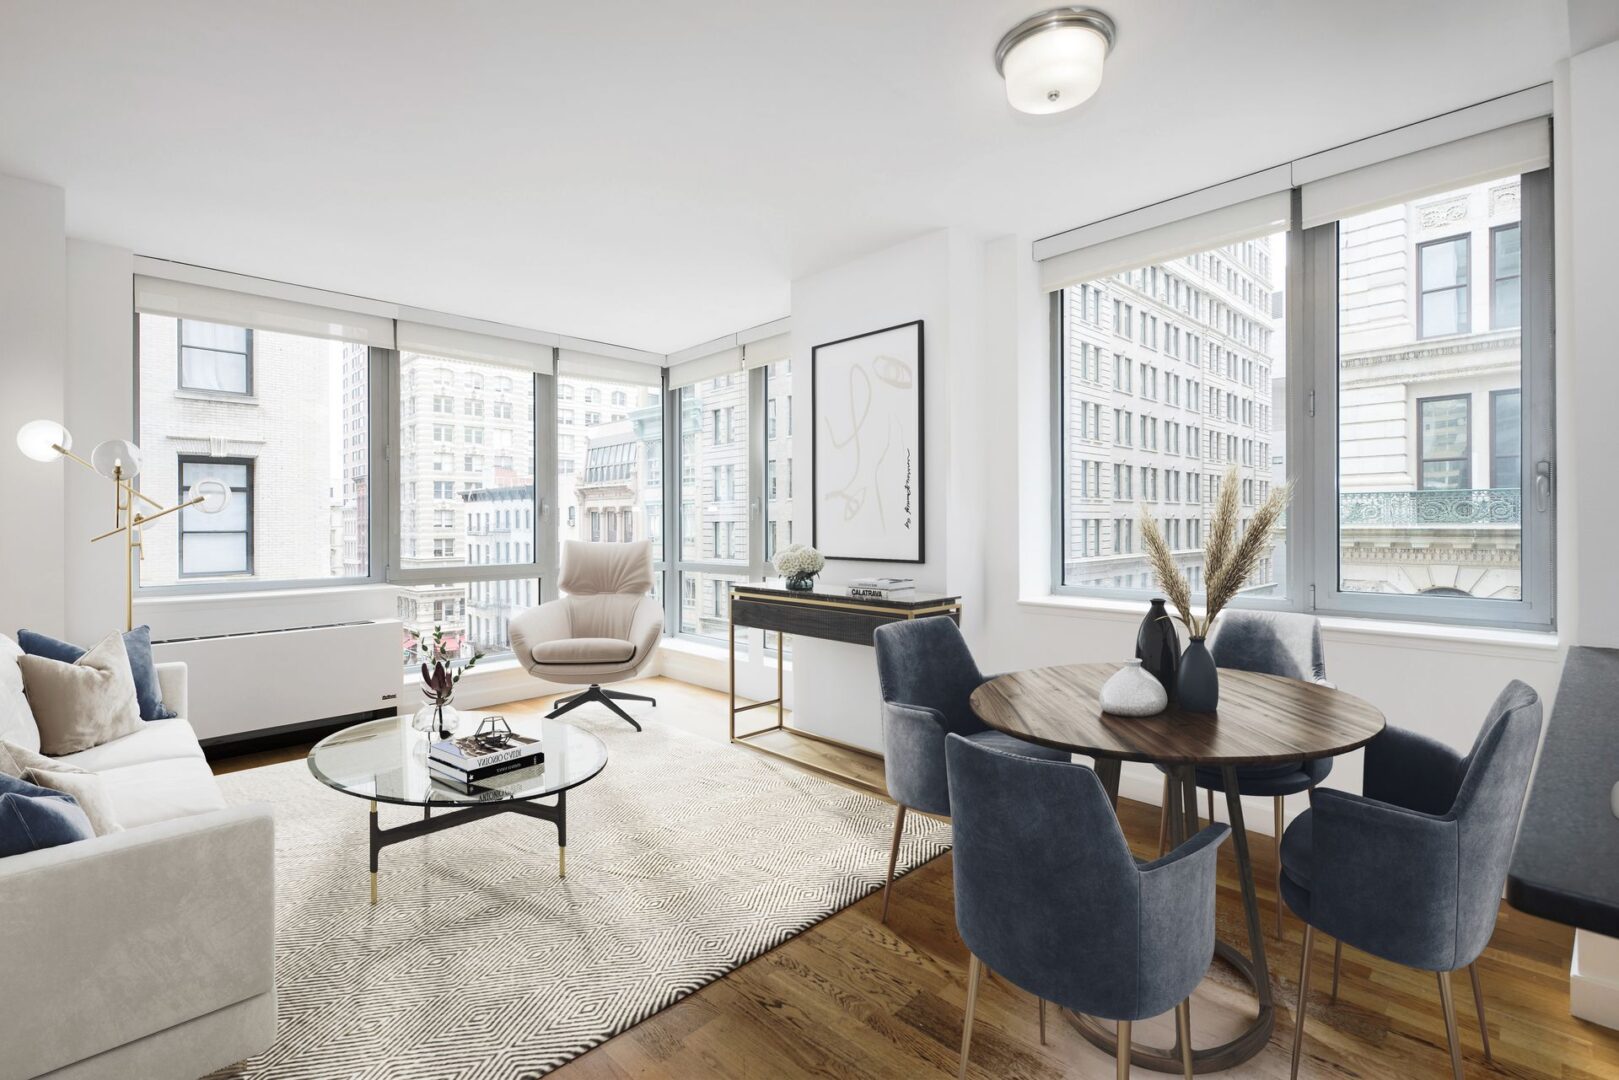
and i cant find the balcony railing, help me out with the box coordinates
[1340,488,1521,527]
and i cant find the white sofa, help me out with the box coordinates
[0,635,276,1080]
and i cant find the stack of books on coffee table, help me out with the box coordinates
[847,576,915,600]
[428,724,545,791]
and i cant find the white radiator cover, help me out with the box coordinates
[152,619,403,742]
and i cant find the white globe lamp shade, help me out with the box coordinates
[16,419,70,462]
[995,8,1115,116]
[187,478,231,515]
[90,439,143,480]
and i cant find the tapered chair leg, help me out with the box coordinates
[1469,962,1493,1063]
[1437,969,1465,1080]
[1274,796,1285,938]
[958,953,982,1080]
[1175,999,1194,1080]
[1330,939,1343,1003]
[1290,923,1315,1080]
[881,805,907,924]
[1038,998,1047,1046]
[1157,775,1171,855]
[1116,1019,1132,1080]
[1207,788,1215,826]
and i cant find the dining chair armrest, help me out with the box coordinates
[1363,725,1465,815]
[1308,786,1463,969]
[1135,823,1230,1016]
[881,701,951,815]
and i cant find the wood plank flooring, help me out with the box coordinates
[213,676,1619,1079]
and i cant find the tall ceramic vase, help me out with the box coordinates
[1136,598,1180,701]
[1176,638,1219,712]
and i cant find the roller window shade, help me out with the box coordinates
[556,348,664,387]
[668,347,744,389]
[134,275,395,347]
[396,320,554,374]
[1038,190,1292,293]
[1299,118,1550,228]
[742,333,791,369]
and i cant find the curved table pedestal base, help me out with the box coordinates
[1062,942,1276,1073]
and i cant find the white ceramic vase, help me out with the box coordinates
[1100,659,1169,717]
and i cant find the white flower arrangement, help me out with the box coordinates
[772,543,825,584]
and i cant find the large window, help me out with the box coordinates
[1056,235,1285,597]
[555,373,662,560]
[1332,174,1545,613]
[396,351,537,668]
[676,373,749,640]
[137,314,371,588]
[1052,153,1553,630]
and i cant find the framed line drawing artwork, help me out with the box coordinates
[811,319,924,562]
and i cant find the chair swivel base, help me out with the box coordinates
[547,684,654,731]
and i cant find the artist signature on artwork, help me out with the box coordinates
[904,450,912,530]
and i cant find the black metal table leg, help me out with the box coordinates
[366,795,568,905]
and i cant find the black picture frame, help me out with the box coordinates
[810,319,925,563]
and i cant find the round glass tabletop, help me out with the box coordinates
[307,713,609,808]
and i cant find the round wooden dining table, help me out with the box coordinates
[970,662,1385,1074]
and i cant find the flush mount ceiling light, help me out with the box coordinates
[994,7,1116,115]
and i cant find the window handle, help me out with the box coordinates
[1534,460,1554,513]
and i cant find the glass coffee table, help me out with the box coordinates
[307,713,608,905]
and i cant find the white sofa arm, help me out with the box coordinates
[0,804,275,1080]
[155,659,188,719]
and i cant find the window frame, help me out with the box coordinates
[176,454,254,578]
[1491,222,1522,331]
[1416,393,1473,491]
[1490,387,1522,490]
[176,320,253,396]
[1416,233,1472,340]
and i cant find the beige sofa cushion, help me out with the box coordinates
[19,632,143,755]
[96,757,228,831]
[0,635,40,754]
[29,767,124,836]
[58,717,207,773]
[530,637,637,666]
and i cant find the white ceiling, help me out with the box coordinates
[0,1,1570,353]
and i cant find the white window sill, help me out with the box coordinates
[1019,594,1560,657]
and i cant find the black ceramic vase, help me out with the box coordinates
[1177,637,1219,712]
[1135,598,1180,700]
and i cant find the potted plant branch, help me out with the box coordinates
[413,625,486,739]
[1138,465,1291,711]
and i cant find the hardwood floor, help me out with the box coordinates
[213,677,1619,1079]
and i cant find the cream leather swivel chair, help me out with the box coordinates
[509,539,663,730]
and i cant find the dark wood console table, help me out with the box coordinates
[726,581,961,785]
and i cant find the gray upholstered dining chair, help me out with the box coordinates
[948,735,1230,1080]
[872,616,1068,923]
[1155,609,1332,937]
[1281,681,1543,1080]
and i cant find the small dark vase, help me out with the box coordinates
[785,572,817,592]
[1135,598,1180,701]
[1177,637,1219,713]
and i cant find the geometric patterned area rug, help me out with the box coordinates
[205,712,952,1079]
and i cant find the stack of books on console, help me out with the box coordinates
[847,576,916,600]
[428,721,545,791]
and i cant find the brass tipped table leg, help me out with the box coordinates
[559,845,567,879]
[369,801,379,905]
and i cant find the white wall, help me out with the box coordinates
[786,228,968,751]
[0,174,67,638]
[64,239,135,641]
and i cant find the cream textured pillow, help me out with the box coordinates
[0,740,88,780]
[19,632,143,755]
[28,768,123,836]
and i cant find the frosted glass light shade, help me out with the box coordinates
[996,10,1114,115]
[186,478,231,514]
[16,419,70,462]
[90,439,143,480]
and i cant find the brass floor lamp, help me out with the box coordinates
[16,419,231,632]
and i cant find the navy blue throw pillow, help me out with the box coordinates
[17,626,176,722]
[0,774,94,857]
